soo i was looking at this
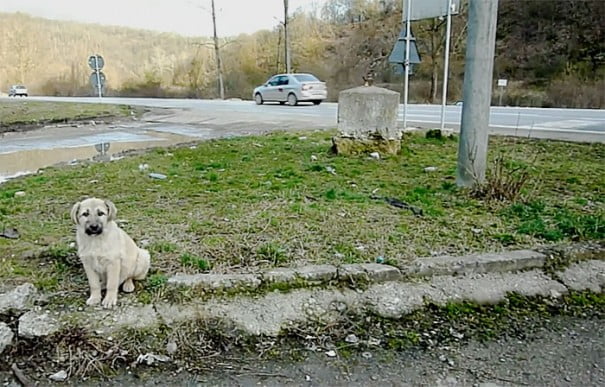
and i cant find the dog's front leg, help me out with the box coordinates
[83,264,102,306]
[102,261,121,309]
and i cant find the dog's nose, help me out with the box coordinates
[88,224,102,233]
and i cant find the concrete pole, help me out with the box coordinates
[211,0,225,99]
[284,0,291,73]
[456,0,499,187]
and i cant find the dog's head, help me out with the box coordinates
[70,198,117,236]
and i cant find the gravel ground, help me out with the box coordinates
[25,315,597,387]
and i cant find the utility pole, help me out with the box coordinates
[211,0,225,99]
[456,0,499,187]
[284,0,291,73]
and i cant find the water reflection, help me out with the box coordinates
[0,132,193,183]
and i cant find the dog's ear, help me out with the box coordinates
[105,200,117,221]
[70,202,81,225]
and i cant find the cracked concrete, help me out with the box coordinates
[1,247,603,342]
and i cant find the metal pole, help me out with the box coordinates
[95,55,102,98]
[402,0,412,129]
[456,0,499,187]
[439,0,453,131]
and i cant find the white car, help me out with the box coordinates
[253,73,327,106]
[9,85,28,97]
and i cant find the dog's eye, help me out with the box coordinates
[81,211,89,217]
[97,211,105,216]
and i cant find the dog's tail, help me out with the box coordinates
[134,248,151,280]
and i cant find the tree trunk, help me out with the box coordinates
[211,0,225,99]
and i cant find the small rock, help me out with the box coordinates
[14,191,26,197]
[375,256,385,264]
[90,120,96,126]
[369,152,380,160]
[138,163,149,171]
[166,341,178,354]
[345,334,359,344]
[367,337,381,346]
[298,136,308,140]
[149,173,167,180]
[325,350,337,358]
[0,227,20,239]
[0,322,14,354]
[310,155,318,161]
[424,166,438,172]
[0,283,37,314]
[361,352,372,359]
[471,228,483,235]
[69,242,76,248]
[49,370,68,382]
[305,375,311,382]
[326,166,336,175]
[439,354,447,362]
[137,353,171,366]
[18,310,60,338]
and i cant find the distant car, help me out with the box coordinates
[253,73,327,106]
[9,85,28,97]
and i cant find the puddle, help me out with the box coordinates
[0,131,194,184]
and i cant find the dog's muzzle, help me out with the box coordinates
[85,223,103,235]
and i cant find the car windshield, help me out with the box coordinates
[293,74,319,82]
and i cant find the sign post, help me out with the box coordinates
[88,54,105,98]
[402,0,412,129]
[400,0,461,129]
[497,78,508,106]
[439,0,455,131]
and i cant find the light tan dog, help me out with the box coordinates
[71,198,150,308]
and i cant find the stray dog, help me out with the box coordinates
[71,198,150,308]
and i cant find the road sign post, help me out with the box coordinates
[439,0,454,131]
[88,54,105,98]
[497,78,508,106]
[403,0,412,129]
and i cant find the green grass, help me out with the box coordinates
[0,130,603,292]
[0,100,138,130]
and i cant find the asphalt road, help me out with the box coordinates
[21,96,605,142]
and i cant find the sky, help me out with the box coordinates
[0,0,327,37]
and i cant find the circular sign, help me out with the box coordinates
[88,55,105,70]
[89,71,106,87]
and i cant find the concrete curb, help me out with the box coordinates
[0,245,603,349]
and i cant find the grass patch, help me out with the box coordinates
[0,131,603,290]
[0,100,138,131]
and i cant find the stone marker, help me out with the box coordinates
[334,85,401,155]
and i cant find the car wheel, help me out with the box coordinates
[287,93,298,106]
[255,93,264,105]
[312,100,322,105]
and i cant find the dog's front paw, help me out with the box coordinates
[86,295,102,306]
[102,293,118,309]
